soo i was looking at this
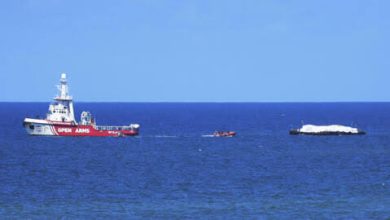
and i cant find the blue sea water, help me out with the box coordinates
[0,102,390,219]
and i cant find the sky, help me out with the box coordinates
[0,0,389,102]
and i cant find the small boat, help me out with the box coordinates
[290,124,366,135]
[213,131,236,137]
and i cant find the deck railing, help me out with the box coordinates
[95,126,133,131]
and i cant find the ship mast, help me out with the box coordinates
[58,73,71,100]
[56,73,75,123]
[46,73,76,123]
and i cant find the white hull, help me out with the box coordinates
[23,118,55,136]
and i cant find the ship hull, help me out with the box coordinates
[23,119,138,137]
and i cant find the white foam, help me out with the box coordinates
[154,135,177,138]
[201,135,215,137]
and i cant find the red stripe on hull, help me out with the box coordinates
[53,125,138,137]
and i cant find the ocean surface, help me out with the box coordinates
[1,102,390,219]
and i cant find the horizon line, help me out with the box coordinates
[1,101,390,104]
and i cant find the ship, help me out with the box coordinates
[23,73,140,137]
[289,124,365,135]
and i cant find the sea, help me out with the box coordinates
[0,102,390,219]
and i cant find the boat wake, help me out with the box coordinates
[201,135,215,137]
[154,135,178,138]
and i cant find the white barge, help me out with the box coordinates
[290,124,366,135]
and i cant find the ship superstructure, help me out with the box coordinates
[47,73,76,123]
[23,73,139,137]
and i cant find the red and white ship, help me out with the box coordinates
[23,73,139,137]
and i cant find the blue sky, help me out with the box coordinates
[0,0,389,102]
